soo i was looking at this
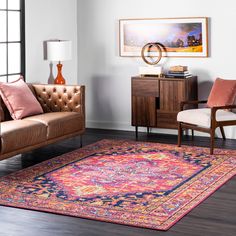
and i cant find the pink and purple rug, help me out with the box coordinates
[0,139,235,230]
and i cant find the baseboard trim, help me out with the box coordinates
[86,120,218,138]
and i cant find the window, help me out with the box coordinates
[0,0,25,82]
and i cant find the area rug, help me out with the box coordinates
[0,140,235,230]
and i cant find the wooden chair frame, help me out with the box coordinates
[178,100,236,154]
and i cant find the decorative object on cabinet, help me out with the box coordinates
[139,42,164,77]
[165,65,192,78]
[170,65,188,72]
[177,78,236,154]
[131,76,198,138]
[141,43,163,65]
[119,17,208,57]
[46,40,72,84]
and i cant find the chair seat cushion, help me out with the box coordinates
[0,120,47,154]
[177,108,236,128]
[24,112,84,140]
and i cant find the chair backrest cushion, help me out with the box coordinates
[207,78,236,108]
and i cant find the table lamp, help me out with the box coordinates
[46,40,72,84]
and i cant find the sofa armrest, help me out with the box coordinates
[31,84,85,116]
[0,99,4,121]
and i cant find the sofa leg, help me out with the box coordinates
[178,122,182,147]
[80,135,83,148]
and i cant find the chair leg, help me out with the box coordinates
[210,129,215,155]
[220,126,226,140]
[178,122,182,147]
[191,129,194,140]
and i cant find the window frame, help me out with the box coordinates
[0,0,25,82]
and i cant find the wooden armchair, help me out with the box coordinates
[177,100,236,154]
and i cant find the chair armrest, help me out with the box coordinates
[211,104,236,111]
[180,100,207,110]
[211,105,236,124]
[31,84,85,116]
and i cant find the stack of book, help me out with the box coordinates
[165,65,192,78]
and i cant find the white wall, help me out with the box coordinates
[77,0,236,139]
[25,0,78,84]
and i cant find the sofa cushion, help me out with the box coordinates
[24,112,84,140]
[0,120,47,154]
[177,108,236,128]
[0,77,43,120]
[207,78,236,108]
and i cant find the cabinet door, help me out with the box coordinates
[132,96,156,127]
[131,78,159,127]
[157,79,186,128]
[159,80,185,111]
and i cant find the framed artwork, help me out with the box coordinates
[119,17,208,57]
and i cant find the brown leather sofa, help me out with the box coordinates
[0,84,85,161]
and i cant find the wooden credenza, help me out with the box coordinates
[131,76,198,136]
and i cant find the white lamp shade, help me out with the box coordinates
[46,40,72,61]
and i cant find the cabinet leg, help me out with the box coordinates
[80,135,83,148]
[135,126,138,140]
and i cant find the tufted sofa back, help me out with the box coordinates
[32,84,85,114]
[0,84,85,121]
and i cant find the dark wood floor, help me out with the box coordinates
[0,128,235,236]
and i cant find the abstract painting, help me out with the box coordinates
[119,17,208,57]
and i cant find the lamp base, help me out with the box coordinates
[54,63,66,84]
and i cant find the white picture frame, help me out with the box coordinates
[119,17,208,57]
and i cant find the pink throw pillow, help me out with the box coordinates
[207,78,236,108]
[0,77,43,120]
